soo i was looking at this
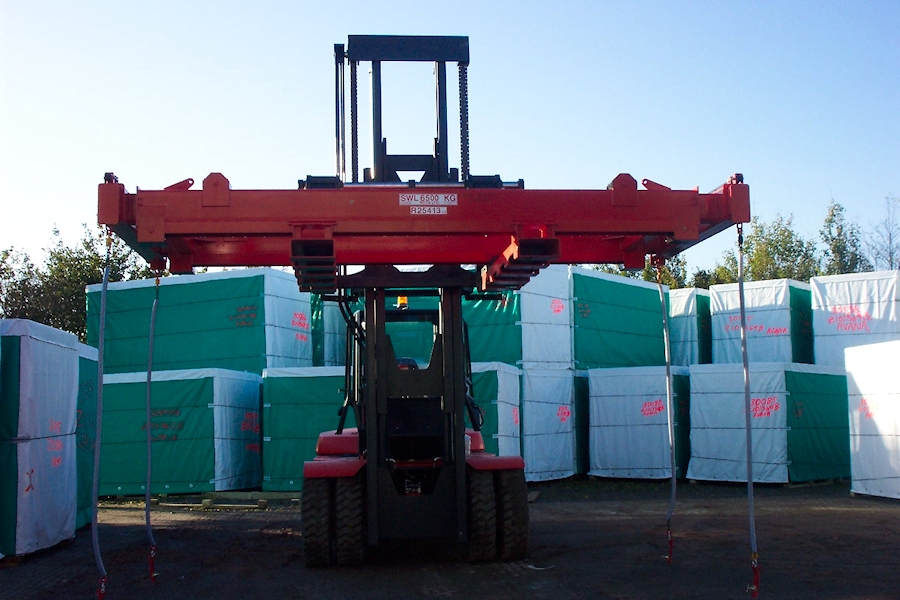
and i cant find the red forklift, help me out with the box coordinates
[98,35,749,567]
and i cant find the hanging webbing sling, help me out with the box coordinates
[655,262,677,564]
[92,230,111,599]
[145,273,160,582]
[736,223,761,597]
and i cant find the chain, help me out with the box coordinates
[458,64,470,181]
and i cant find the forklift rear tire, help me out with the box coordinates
[496,469,528,560]
[466,468,497,562]
[335,473,365,565]
[302,477,333,567]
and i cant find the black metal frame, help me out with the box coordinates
[341,280,470,545]
[334,35,470,184]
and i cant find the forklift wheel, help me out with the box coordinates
[466,468,497,561]
[302,478,333,567]
[496,469,528,560]
[335,473,366,565]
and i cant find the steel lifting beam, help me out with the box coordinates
[98,171,749,292]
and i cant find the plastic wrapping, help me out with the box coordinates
[668,288,712,366]
[588,366,690,479]
[86,268,312,374]
[521,367,574,481]
[687,362,848,483]
[845,340,900,499]
[99,369,262,495]
[811,270,900,368]
[571,267,667,369]
[711,279,813,364]
[0,319,80,558]
[261,367,348,492]
[472,362,522,457]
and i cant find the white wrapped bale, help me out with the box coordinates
[845,340,900,500]
[812,270,900,368]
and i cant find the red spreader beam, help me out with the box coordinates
[98,172,749,292]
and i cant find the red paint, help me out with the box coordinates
[859,398,875,419]
[241,412,261,434]
[466,453,525,470]
[98,175,750,289]
[512,407,519,425]
[828,305,872,332]
[750,396,780,418]
[49,419,62,434]
[641,400,665,417]
[48,438,63,452]
[577,302,591,318]
[551,298,565,314]
[230,305,258,327]
[304,456,366,478]
[557,405,571,422]
[291,312,309,329]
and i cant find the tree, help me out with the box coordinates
[0,226,158,341]
[820,201,872,275]
[737,215,819,282]
[0,248,45,321]
[589,263,640,278]
[689,254,739,288]
[867,195,900,270]
[639,255,687,289]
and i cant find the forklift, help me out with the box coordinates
[97,34,750,568]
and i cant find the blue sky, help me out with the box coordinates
[1,1,897,272]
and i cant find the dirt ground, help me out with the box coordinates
[2,478,899,600]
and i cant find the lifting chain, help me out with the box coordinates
[458,64,470,181]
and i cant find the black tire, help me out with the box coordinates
[302,477,333,567]
[467,468,497,562]
[496,469,528,560]
[334,473,365,566]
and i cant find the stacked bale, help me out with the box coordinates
[0,320,79,558]
[99,369,262,495]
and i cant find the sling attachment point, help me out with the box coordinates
[149,544,158,582]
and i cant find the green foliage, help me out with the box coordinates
[589,264,640,278]
[0,226,158,342]
[820,201,872,275]
[638,255,687,289]
[688,258,738,289]
[740,215,820,281]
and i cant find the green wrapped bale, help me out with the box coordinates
[99,369,262,495]
[75,343,98,530]
[86,268,313,375]
[572,268,667,370]
[261,367,349,492]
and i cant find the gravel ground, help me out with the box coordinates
[2,478,899,600]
